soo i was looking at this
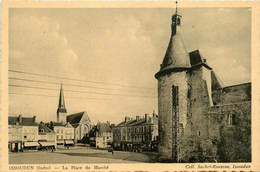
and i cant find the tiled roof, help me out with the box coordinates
[39,125,54,133]
[211,71,225,90]
[97,123,112,133]
[67,111,85,124]
[8,116,38,126]
[189,50,212,69]
[52,122,65,126]
[117,119,136,127]
[128,119,146,126]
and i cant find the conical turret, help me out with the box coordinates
[155,4,190,79]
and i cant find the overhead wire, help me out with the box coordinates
[9,84,157,98]
[9,77,156,94]
[9,69,156,90]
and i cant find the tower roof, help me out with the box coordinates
[155,5,190,79]
[57,83,67,113]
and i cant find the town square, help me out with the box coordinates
[6,2,252,165]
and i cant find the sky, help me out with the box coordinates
[8,8,251,125]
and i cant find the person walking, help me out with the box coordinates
[111,147,114,155]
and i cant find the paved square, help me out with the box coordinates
[9,146,158,164]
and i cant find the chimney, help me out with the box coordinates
[125,116,130,122]
[136,116,140,121]
[18,115,22,125]
[145,114,148,122]
[153,110,156,118]
[150,117,154,123]
[33,116,36,123]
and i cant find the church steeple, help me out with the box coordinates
[155,1,190,79]
[58,83,66,110]
[57,83,67,124]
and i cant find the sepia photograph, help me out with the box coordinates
[1,1,259,171]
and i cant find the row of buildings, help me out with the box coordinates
[86,112,159,152]
[113,113,158,152]
[8,84,92,152]
[9,83,159,152]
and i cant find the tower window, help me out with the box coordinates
[228,113,238,126]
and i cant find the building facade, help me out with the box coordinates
[38,123,56,149]
[95,122,113,148]
[155,8,251,162]
[46,122,74,145]
[8,115,39,151]
[113,112,159,152]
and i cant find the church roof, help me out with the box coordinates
[67,112,84,124]
[67,111,90,125]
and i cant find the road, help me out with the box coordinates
[9,145,158,164]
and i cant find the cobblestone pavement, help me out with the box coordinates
[9,145,158,164]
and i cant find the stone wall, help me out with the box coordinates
[212,83,251,105]
[222,83,251,104]
[157,71,188,162]
[180,66,212,162]
[207,102,251,162]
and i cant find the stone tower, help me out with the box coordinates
[57,83,67,124]
[155,5,191,162]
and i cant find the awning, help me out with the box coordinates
[24,142,40,147]
[65,140,74,144]
[39,142,56,146]
[9,140,22,143]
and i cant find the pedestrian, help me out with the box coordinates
[51,147,54,152]
[111,147,114,155]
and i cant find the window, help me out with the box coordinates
[24,136,27,139]
[61,130,63,133]
[103,137,105,141]
[135,128,137,133]
[123,136,125,140]
[61,135,63,139]
[57,129,59,133]
[228,113,237,125]
[57,135,59,140]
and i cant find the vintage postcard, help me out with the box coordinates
[1,0,260,171]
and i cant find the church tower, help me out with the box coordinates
[57,83,67,124]
[155,2,190,162]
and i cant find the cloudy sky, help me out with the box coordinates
[8,8,251,124]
